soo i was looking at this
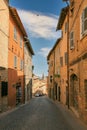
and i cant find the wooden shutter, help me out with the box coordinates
[70,31,74,49]
[1,82,8,97]
[84,7,87,32]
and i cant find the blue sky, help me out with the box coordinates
[9,0,66,77]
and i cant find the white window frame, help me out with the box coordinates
[14,56,17,68]
[20,60,23,70]
[70,31,74,50]
[81,7,87,38]
[14,27,17,41]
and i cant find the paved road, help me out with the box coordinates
[0,96,87,130]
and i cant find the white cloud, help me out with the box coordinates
[17,9,60,40]
[38,47,51,57]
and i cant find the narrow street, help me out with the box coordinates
[0,96,87,130]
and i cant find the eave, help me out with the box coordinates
[56,6,68,30]
[9,6,27,37]
[47,38,61,60]
[25,39,35,55]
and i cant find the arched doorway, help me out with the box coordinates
[70,74,79,110]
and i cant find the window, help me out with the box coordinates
[64,52,67,65]
[50,76,53,83]
[14,27,17,40]
[20,37,22,48]
[50,61,53,67]
[14,56,17,68]
[65,22,68,33]
[20,60,23,70]
[81,7,87,37]
[60,57,63,67]
[1,82,8,97]
[70,31,74,49]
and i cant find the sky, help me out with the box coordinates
[9,0,66,77]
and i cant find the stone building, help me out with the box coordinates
[24,39,34,103]
[47,39,61,100]
[56,7,68,105]
[8,7,28,107]
[47,6,68,105]
[47,47,55,100]
[0,0,9,112]
[69,0,87,123]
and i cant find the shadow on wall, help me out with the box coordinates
[0,67,25,112]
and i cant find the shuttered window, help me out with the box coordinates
[14,27,17,40]
[65,52,67,65]
[50,75,53,83]
[81,7,87,37]
[20,60,23,70]
[65,22,68,33]
[70,31,74,49]
[1,82,8,97]
[60,57,63,67]
[14,56,17,68]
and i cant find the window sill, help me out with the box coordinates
[70,46,75,51]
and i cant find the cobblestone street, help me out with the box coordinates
[0,96,87,130]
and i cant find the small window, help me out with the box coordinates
[60,57,63,67]
[14,56,17,68]
[65,52,67,65]
[65,22,68,33]
[20,37,22,48]
[81,7,87,37]
[20,60,23,70]
[14,27,17,40]
[1,82,8,97]
[70,31,74,49]
[50,76,53,83]
[50,61,53,67]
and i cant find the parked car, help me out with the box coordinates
[35,93,39,97]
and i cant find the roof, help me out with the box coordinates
[9,7,34,55]
[25,38,34,55]
[9,6,27,37]
[56,6,69,30]
[47,38,61,60]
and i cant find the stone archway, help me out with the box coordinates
[70,74,79,110]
